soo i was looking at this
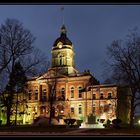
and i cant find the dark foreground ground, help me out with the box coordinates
[0,125,140,136]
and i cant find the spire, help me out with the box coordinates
[61,6,64,25]
[60,6,67,35]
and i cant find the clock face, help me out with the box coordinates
[59,44,62,48]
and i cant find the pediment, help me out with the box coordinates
[37,68,68,80]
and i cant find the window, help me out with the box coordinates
[108,93,112,99]
[71,107,74,114]
[92,94,96,99]
[59,55,63,65]
[70,87,74,98]
[42,89,47,101]
[92,104,96,114]
[78,87,83,98]
[35,90,38,100]
[100,104,104,113]
[60,57,62,65]
[108,104,112,113]
[35,106,38,113]
[40,106,46,114]
[61,88,65,100]
[100,93,104,99]
[78,105,82,114]
[28,90,32,100]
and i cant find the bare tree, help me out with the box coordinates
[0,18,49,80]
[105,28,140,127]
[0,18,35,73]
[0,18,49,126]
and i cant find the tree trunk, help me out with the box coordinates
[6,105,11,126]
[49,96,53,125]
[129,95,135,128]
[14,92,19,126]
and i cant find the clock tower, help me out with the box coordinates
[51,25,78,75]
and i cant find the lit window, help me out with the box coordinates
[78,105,82,114]
[100,104,104,113]
[108,104,112,113]
[71,87,74,98]
[71,107,74,114]
[40,106,46,114]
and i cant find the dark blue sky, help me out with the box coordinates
[0,5,140,83]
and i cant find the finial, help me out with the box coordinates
[61,24,67,34]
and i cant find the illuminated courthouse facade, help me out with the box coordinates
[0,25,131,126]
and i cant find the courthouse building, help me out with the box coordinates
[0,24,131,126]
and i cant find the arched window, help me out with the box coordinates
[71,107,74,114]
[42,89,47,101]
[78,87,83,98]
[100,93,104,99]
[35,90,38,100]
[70,87,74,98]
[28,90,32,100]
[40,106,46,114]
[92,94,96,99]
[78,105,82,114]
[92,104,96,114]
[100,104,104,114]
[108,93,112,99]
[61,88,65,100]
[108,104,112,113]
[60,56,62,65]
[59,55,64,66]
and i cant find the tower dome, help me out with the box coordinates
[53,25,72,47]
[51,24,78,75]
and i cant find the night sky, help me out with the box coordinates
[0,5,140,83]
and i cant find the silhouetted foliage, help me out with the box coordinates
[0,18,49,126]
[64,118,76,125]
[112,118,122,128]
[105,27,140,128]
[0,18,49,91]
[1,62,27,126]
